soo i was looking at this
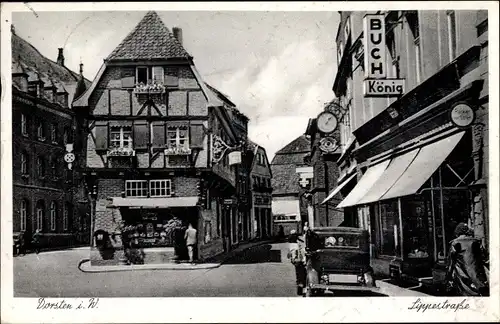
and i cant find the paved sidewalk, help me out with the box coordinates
[79,239,275,273]
[376,279,431,297]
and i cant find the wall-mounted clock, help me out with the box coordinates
[317,111,338,134]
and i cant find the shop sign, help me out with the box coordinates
[363,79,405,97]
[228,151,242,165]
[363,14,386,79]
[450,103,475,128]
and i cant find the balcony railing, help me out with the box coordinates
[164,146,192,156]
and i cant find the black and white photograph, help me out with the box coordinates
[1,2,498,323]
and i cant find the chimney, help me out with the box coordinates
[57,48,65,66]
[172,27,183,45]
[79,62,84,75]
[11,24,15,35]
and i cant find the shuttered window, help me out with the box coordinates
[190,122,205,149]
[94,121,108,150]
[121,67,136,88]
[151,121,166,148]
[133,121,149,150]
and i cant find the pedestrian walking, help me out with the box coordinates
[446,223,489,296]
[287,229,306,295]
[32,229,42,254]
[184,223,197,264]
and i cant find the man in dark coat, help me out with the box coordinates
[446,223,489,296]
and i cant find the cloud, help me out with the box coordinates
[215,39,333,157]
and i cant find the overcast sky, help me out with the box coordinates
[12,10,339,160]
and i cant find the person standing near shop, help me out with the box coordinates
[32,229,42,254]
[287,229,306,295]
[184,223,197,265]
[446,223,489,296]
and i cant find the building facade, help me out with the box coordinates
[11,27,91,249]
[248,141,273,239]
[73,11,249,265]
[330,10,489,288]
[271,135,311,236]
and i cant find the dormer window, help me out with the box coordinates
[137,67,149,84]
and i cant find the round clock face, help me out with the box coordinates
[317,112,338,134]
[64,153,75,163]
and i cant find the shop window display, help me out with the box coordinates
[401,197,431,260]
[378,199,401,258]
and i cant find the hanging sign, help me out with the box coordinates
[363,14,386,79]
[450,103,475,128]
[228,151,242,165]
[363,14,405,97]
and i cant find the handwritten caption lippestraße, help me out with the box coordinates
[37,298,99,310]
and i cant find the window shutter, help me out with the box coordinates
[165,67,179,87]
[133,121,149,150]
[94,121,108,150]
[121,67,136,88]
[151,121,166,148]
[190,122,205,149]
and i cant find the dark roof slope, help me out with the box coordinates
[271,164,301,196]
[11,32,91,87]
[106,11,191,61]
[274,135,310,156]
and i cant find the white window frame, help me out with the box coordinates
[414,37,422,83]
[21,114,28,136]
[338,41,344,65]
[167,127,189,149]
[447,10,457,62]
[36,205,43,231]
[37,121,45,140]
[51,124,57,143]
[152,66,164,83]
[50,202,56,231]
[37,157,44,178]
[110,126,133,148]
[21,152,28,175]
[125,180,149,197]
[149,179,172,197]
[63,204,69,231]
[344,17,351,41]
[20,200,27,231]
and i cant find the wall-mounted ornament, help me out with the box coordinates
[64,143,75,170]
[211,134,243,165]
[319,137,339,153]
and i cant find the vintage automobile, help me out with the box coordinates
[302,227,378,297]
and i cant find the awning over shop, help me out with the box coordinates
[272,199,300,216]
[321,173,357,205]
[381,131,465,200]
[356,149,419,205]
[110,196,199,208]
[337,160,390,208]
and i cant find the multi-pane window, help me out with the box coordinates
[51,123,57,143]
[50,201,57,231]
[20,199,27,231]
[37,121,45,140]
[447,10,457,61]
[36,202,44,231]
[136,67,149,84]
[110,127,133,148]
[63,203,69,231]
[21,152,28,175]
[152,66,164,83]
[136,66,164,84]
[406,11,422,83]
[125,180,149,197]
[21,114,28,136]
[149,180,172,197]
[167,127,189,149]
[37,157,45,178]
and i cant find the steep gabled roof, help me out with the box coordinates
[106,11,191,61]
[274,135,311,156]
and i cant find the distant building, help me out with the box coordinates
[11,26,91,249]
[247,141,273,239]
[270,135,311,236]
[331,10,489,286]
[73,11,251,265]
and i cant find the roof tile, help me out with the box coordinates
[106,11,191,61]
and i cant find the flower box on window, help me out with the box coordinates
[164,147,192,155]
[107,147,136,157]
[133,82,165,95]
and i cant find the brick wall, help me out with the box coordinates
[188,91,208,115]
[179,66,199,88]
[168,91,187,115]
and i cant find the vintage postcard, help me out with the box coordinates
[1,1,498,323]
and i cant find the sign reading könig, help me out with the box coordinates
[363,14,405,97]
